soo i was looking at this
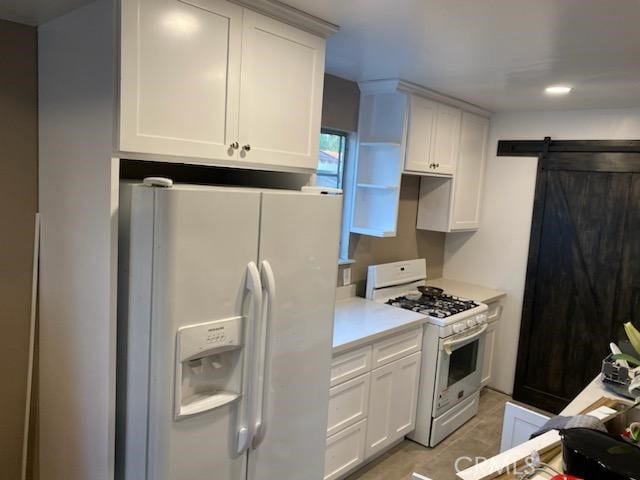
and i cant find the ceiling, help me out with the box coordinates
[3,0,640,112]
[286,0,640,112]
[0,0,91,25]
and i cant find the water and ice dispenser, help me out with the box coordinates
[174,316,243,419]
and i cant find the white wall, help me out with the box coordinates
[39,1,117,479]
[443,107,640,394]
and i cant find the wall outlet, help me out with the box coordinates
[342,267,351,286]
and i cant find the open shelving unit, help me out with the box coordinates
[349,88,407,237]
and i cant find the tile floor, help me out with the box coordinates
[346,388,511,480]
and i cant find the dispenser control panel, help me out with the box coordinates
[177,316,242,362]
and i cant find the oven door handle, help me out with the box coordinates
[443,324,488,355]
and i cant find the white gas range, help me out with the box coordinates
[366,259,488,447]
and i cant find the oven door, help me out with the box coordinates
[433,324,487,417]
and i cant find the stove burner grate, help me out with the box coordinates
[386,293,480,318]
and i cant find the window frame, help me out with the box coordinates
[316,128,355,264]
[317,128,348,190]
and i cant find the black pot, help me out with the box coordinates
[561,427,640,480]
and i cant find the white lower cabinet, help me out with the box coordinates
[325,329,423,479]
[365,351,421,458]
[327,374,370,437]
[481,301,503,388]
[499,402,550,452]
[324,420,367,480]
[330,345,372,387]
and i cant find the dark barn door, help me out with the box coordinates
[514,151,640,413]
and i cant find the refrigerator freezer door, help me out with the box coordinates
[248,191,342,480]
[127,186,261,480]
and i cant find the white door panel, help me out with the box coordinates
[120,0,241,160]
[238,11,325,169]
[327,374,370,437]
[405,95,437,173]
[146,186,261,480]
[390,351,421,436]
[365,362,394,458]
[248,191,341,480]
[430,104,461,175]
[500,402,550,452]
[451,112,488,230]
[324,420,367,480]
[481,321,498,388]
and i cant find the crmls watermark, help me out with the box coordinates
[454,455,537,476]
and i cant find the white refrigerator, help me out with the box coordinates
[116,180,341,480]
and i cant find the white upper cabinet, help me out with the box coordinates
[119,0,327,171]
[405,97,460,176]
[120,0,242,161]
[451,112,489,229]
[351,80,490,237]
[430,104,461,175]
[238,11,325,170]
[404,95,437,173]
[416,112,489,232]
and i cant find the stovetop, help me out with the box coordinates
[386,293,481,319]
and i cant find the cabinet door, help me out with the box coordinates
[481,320,498,388]
[327,373,370,437]
[499,403,549,452]
[450,112,489,230]
[404,95,437,173]
[365,361,394,458]
[430,104,461,175]
[365,351,422,458]
[120,0,242,161]
[324,420,367,480]
[238,10,325,170]
[389,351,421,437]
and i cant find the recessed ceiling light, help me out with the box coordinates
[545,85,572,95]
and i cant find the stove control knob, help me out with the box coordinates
[453,322,466,333]
[477,313,488,324]
[467,317,477,327]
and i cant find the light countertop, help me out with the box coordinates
[457,376,628,480]
[561,375,626,415]
[427,277,506,304]
[333,296,427,354]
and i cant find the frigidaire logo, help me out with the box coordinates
[208,327,224,332]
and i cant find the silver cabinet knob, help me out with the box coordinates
[230,142,239,149]
[242,144,251,152]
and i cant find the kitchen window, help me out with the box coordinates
[316,130,347,189]
[316,129,354,263]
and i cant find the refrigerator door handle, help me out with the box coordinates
[237,261,263,455]
[252,260,276,449]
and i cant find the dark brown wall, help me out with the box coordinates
[321,74,445,293]
[0,18,38,480]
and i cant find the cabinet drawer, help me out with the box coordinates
[324,419,367,480]
[330,345,372,387]
[327,373,370,437]
[487,301,504,322]
[372,328,422,368]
